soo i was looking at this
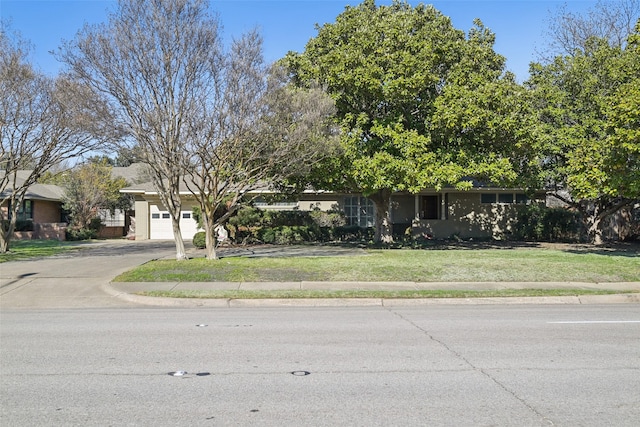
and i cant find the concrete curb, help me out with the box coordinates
[102,283,640,307]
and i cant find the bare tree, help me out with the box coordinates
[185,33,338,260]
[60,0,221,260]
[0,26,116,253]
[541,0,640,58]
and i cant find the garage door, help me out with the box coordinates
[149,205,200,240]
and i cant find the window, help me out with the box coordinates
[182,213,191,219]
[516,193,529,204]
[151,213,160,219]
[481,193,497,204]
[11,200,34,221]
[162,213,170,219]
[344,196,374,227]
[498,193,514,204]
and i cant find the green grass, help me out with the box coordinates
[139,288,635,299]
[0,240,80,262]
[114,247,640,283]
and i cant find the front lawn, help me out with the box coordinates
[0,240,79,262]
[114,246,640,283]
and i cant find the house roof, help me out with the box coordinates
[1,172,65,202]
[112,163,149,184]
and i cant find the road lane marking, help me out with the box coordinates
[548,321,640,324]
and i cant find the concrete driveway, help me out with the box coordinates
[0,240,178,309]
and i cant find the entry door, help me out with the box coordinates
[422,195,440,220]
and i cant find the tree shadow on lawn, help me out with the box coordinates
[211,240,640,259]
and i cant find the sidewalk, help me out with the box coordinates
[106,280,640,307]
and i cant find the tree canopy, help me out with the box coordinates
[61,0,223,260]
[1,24,116,252]
[528,20,640,243]
[285,0,533,242]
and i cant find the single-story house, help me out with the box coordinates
[2,167,145,240]
[121,179,545,241]
[0,171,67,240]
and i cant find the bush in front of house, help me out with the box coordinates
[193,231,206,249]
[65,218,103,241]
[222,206,374,244]
[514,205,582,242]
[1,219,34,232]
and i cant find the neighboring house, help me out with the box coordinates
[0,171,67,240]
[2,165,147,241]
[121,179,544,241]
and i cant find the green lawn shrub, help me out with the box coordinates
[224,206,365,244]
[514,205,582,242]
[1,219,34,232]
[193,231,206,249]
[65,218,102,241]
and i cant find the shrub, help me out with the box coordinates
[259,225,319,244]
[193,231,206,249]
[2,219,34,232]
[66,227,98,241]
[228,206,262,229]
[65,217,102,241]
[514,205,582,242]
[309,210,346,228]
[333,225,375,242]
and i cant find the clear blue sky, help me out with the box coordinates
[1,0,598,81]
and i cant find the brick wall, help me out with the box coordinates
[33,200,63,223]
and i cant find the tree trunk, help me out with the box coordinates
[0,233,9,253]
[170,216,188,260]
[369,189,394,243]
[584,205,604,245]
[0,206,18,253]
[203,214,218,260]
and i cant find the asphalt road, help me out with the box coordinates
[2,305,639,426]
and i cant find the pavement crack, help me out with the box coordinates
[388,308,556,426]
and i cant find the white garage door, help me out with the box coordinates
[149,205,200,240]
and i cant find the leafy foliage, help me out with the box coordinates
[61,161,130,229]
[514,205,582,242]
[528,21,640,242]
[192,231,206,249]
[285,0,535,242]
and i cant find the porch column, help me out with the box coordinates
[414,195,420,221]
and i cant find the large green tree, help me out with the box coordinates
[527,22,640,243]
[285,0,534,242]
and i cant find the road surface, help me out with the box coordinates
[2,304,639,426]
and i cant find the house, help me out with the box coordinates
[0,171,67,240]
[121,178,544,241]
[1,165,146,240]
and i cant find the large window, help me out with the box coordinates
[11,200,33,221]
[481,193,529,204]
[344,196,374,227]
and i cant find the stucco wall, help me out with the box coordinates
[412,192,531,239]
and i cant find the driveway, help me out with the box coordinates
[0,241,369,309]
[0,240,178,309]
